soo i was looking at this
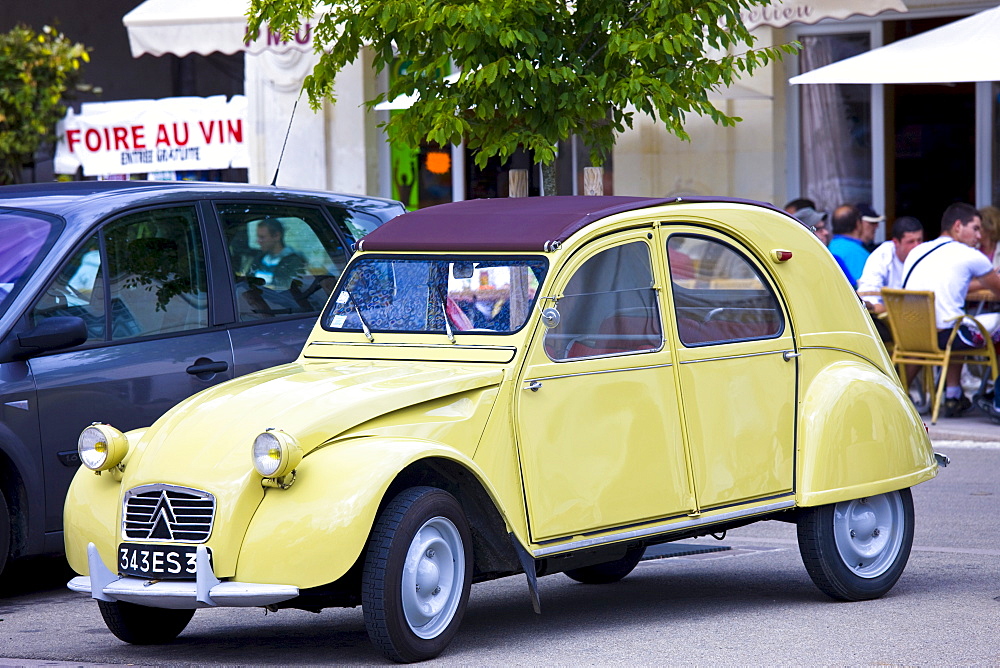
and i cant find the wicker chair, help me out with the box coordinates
[881,288,998,424]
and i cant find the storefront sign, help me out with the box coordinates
[742,0,907,30]
[55,96,248,177]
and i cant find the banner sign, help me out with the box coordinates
[55,95,248,176]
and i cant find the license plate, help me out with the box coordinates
[118,543,211,579]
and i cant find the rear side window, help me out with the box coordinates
[544,241,662,360]
[330,207,385,243]
[217,203,349,322]
[668,235,784,346]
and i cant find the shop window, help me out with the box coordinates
[799,33,872,211]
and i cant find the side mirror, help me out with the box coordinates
[541,307,561,329]
[0,316,88,362]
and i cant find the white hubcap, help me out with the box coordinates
[832,492,905,578]
[400,516,465,639]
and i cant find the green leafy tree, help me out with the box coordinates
[0,25,89,184]
[249,0,795,193]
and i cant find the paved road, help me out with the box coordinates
[1,441,998,666]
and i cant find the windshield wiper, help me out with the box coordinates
[438,294,456,344]
[345,292,374,342]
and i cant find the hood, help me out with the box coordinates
[123,360,505,488]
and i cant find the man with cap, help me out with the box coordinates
[857,203,886,252]
[793,206,854,284]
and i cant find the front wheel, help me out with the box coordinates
[362,487,472,663]
[97,600,195,644]
[0,489,11,579]
[797,488,914,601]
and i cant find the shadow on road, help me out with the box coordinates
[0,554,75,596]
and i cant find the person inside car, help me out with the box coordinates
[250,218,307,289]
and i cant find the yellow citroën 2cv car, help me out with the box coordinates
[66,196,939,662]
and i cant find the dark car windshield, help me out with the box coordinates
[0,210,58,317]
[324,256,548,335]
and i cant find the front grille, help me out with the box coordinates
[122,484,215,543]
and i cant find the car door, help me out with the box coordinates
[28,204,234,532]
[214,201,352,375]
[664,230,797,511]
[516,232,695,543]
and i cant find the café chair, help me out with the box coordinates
[881,288,999,424]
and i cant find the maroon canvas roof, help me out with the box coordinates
[357,196,784,252]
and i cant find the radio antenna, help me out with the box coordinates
[270,93,301,186]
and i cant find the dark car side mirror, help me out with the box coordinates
[0,316,88,362]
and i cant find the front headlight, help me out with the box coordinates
[252,429,302,479]
[78,424,128,472]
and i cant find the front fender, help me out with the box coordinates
[797,361,936,507]
[64,428,148,576]
[235,436,510,588]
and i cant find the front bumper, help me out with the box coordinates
[68,543,299,610]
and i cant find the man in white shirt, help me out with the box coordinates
[857,216,924,314]
[902,203,1000,417]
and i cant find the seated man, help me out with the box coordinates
[857,216,924,315]
[828,205,876,287]
[250,218,307,289]
[902,203,1000,417]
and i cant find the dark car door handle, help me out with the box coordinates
[186,360,229,375]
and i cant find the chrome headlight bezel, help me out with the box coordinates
[78,423,129,472]
[252,429,302,479]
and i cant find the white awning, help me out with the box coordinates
[791,5,1000,84]
[122,0,318,58]
[742,0,907,30]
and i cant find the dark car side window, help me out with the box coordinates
[32,206,209,342]
[217,203,348,322]
[667,235,784,346]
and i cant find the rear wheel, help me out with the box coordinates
[362,486,472,663]
[797,488,914,601]
[564,546,645,584]
[97,600,195,644]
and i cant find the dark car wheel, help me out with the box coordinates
[97,600,195,644]
[797,488,914,601]
[362,486,472,663]
[564,546,645,584]
[0,490,10,578]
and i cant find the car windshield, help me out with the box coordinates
[324,256,548,335]
[0,211,57,316]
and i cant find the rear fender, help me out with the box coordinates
[797,361,936,507]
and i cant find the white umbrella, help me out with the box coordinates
[790,5,1000,85]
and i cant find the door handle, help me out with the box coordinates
[524,380,543,392]
[186,359,229,376]
[782,350,801,362]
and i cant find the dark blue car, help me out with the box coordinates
[0,181,403,577]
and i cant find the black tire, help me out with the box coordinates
[564,546,645,584]
[362,486,472,663]
[97,600,195,644]
[797,488,914,601]
[0,489,10,578]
